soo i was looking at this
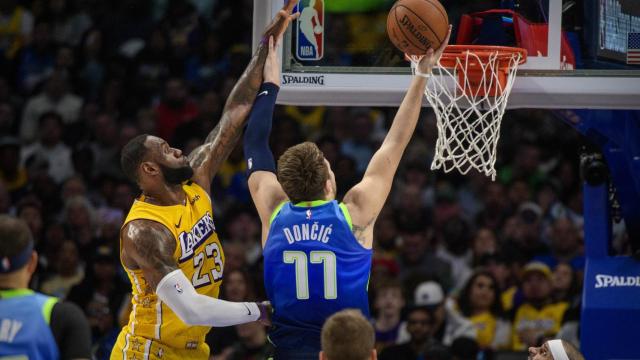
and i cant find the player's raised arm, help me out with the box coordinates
[244,35,289,245]
[343,27,451,248]
[122,220,269,326]
[188,0,299,193]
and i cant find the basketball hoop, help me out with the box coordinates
[409,45,527,180]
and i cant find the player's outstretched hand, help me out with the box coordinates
[257,301,273,326]
[263,0,300,41]
[414,25,452,76]
[264,36,282,86]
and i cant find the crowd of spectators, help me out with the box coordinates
[0,1,631,359]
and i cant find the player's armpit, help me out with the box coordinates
[122,219,178,291]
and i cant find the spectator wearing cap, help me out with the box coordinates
[455,270,511,350]
[0,136,28,199]
[20,111,74,184]
[535,217,584,272]
[503,202,549,261]
[512,262,569,350]
[372,279,406,352]
[399,281,476,346]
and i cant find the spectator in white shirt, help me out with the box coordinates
[20,70,82,143]
[21,111,74,183]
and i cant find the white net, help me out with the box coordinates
[410,49,523,180]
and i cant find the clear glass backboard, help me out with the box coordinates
[253,0,640,109]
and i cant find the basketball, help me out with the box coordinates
[386,0,449,55]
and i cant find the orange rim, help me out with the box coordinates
[439,45,527,69]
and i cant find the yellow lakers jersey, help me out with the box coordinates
[512,302,568,350]
[112,182,224,360]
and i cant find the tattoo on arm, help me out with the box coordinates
[189,43,270,176]
[352,218,374,246]
[127,222,177,290]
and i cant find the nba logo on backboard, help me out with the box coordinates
[295,0,324,61]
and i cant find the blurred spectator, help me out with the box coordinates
[63,195,97,255]
[222,322,272,360]
[372,279,406,352]
[207,269,256,358]
[471,227,497,263]
[155,77,199,140]
[436,216,473,291]
[21,111,74,183]
[0,136,28,199]
[476,181,509,231]
[185,32,227,92]
[20,70,83,142]
[535,217,584,272]
[45,0,93,46]
[88,113,121,178]
[410,281,476,346]
[67,245,128,358]
[504,202,549,261]
[16,196,43,244]
[512,262,568,350]
[133,27,172,102]
[379,303,438,360]
[172,90,221,148]
[77,28,105,100]
[396,222,452,290]
[0,0,34,61]
[455,270,511,350]
[16,19,55,93]
[341,110,375,174]
[0,181,10,213]
[40,239,85,298]
[499,143,545,187]
[550,262,580,308]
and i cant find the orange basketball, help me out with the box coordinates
[387,0,449,55]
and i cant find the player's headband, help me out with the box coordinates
[0,242,33,274]
[549,340,570,360]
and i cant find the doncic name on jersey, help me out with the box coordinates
[295,0,324,61]
[178,212,216,262]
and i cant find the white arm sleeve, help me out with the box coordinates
[156,269,260,327]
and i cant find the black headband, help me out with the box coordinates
[0,242,33,273]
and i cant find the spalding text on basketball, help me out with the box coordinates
[400,15,431,48]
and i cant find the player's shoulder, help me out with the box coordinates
[122,219,174,243]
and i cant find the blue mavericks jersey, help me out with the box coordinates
[263,200,372,351]
[0,289,59,360]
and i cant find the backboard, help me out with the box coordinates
[253,0,640,109]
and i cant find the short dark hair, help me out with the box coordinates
[321,309,374,360]
[277,142,329,203]
[120,134,150,184]
[0,215,33,259]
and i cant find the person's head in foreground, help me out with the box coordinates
[0,215,37,288]
[320,309,376,360]
[529,339,584,360]
[277,142,337,203]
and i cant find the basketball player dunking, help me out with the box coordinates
[110,2,299,359]
[243,27,452,359]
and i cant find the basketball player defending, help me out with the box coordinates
[243,28,452,358]
[110,2,299,359]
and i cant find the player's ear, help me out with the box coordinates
[141,161,159,177]
[26,251,38,276]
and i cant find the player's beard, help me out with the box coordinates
[160,164,194,185]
